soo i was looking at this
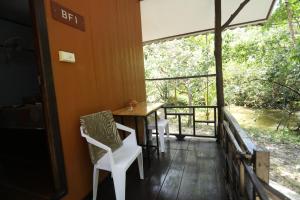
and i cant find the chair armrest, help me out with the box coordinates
[116,123,135,133]
[80,126,112,152]
[116,123,137,146]
[85,135,112,152]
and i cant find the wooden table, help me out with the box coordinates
[113,102,164,164]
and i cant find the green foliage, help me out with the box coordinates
[264,0,300,30]
[223,26,300,109]
[247,127,300,145]
[144,0,300,132]
[144,35,216,106]
[222,0,300,111]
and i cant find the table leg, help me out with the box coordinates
[144,117,151,166]
[154,111,160,158]
[121,116,126,139]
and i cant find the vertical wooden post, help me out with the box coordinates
[239,161,245,196]
[254,148,270,183]
[254,148,270,200]
[214,0,225,142]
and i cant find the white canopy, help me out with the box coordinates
[141,0,275,43]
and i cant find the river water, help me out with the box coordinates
[226,105,299,130]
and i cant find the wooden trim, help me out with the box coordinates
[223,108,256,154]
[168,133,216,139]
[163,105,217,109]
[266,0,277,19]
[223,121,244,155]
[166,112,193,116]
[145,74,216,81]
[195,120,215,123]
[221,0,250,31]
[222,109,272,199]
[30,0,67,198]
[261,180,291,200]
[242,160,269,200]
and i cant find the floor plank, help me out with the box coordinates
[156,149,187,200]
[126,149,177,200]
[97,137,227,200]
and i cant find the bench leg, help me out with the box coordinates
[159,127,165,152]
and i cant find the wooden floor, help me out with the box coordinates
[98,137,227,200]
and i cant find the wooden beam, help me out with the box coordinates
[243,160,270,200]
[223,108,256,154]
[261,181,291,200]
[214,0,224,141]
[145,73,216,81]
[221,0,250,31]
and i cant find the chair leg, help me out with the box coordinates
[137,152,144,179]
[112,170,126,200]
[93,166,99,200]
[144,129,152,145]
[166,124,170,138]
[159,127,165,152]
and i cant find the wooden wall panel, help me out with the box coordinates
[43,0,146,199]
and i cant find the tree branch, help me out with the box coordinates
[252,78,300,97]
[285,0,296,47]
[221,0,250,31]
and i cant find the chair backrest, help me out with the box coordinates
[148,108,165,124]
[158,108,166,119]
[80,111,123,164]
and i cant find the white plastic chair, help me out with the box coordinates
[80,123,144,200]
[147,118,169,152]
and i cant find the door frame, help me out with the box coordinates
[30,0,67,199]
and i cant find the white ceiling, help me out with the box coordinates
[141,0,275,42]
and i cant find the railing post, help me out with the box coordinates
[254,148,270,183]
[178,115,183,140]
[224,124,229,186]
[192,107,195,136]
[164,107,167,119]
[239,159,245,197]
[254,148,270,200]
[214,107,217,137]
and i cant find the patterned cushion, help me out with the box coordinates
[80,111,123,164]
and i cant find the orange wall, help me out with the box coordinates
[43,0,146,199]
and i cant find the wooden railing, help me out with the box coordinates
[146,75,217,140]
[222,108,290,200]
[163,105,217,140]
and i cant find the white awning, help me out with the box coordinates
[141,0,276,43]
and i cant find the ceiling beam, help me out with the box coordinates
[221,0,250,31]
